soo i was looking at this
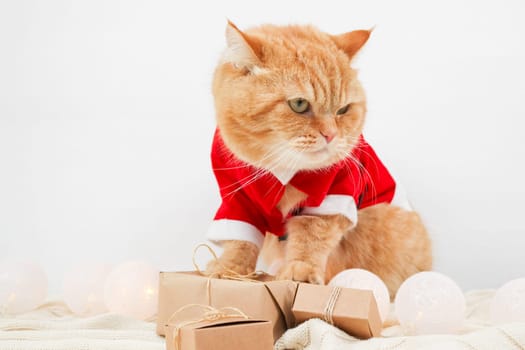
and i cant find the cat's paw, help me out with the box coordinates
[204,240,259,278]
[276,260,324,284]
[205,258,255,277]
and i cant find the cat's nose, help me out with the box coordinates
[321,131,335,144]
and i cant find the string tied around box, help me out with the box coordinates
[192,243,269,304]
[167,304,250,350]
[323,286,342,325]
[192,243,267,282]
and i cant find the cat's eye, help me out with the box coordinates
[288,98,310,114]
[336,104,351,115]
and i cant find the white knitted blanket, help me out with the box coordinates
[0,290,524,350]
[276,290,525,350]
[0,302,164,350]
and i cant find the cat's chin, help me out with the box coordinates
[310,145,340,158]
[300,149,342,170]
[310,147,329,156]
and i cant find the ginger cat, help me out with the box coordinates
[205,22,432,297]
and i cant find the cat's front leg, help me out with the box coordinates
[205,240,259,277]
[277,214,352,284]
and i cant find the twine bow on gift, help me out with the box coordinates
[167,304,250,350]
[323,286,342,325]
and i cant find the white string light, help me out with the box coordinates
[0,261,47,315]
[103,260,159,320]
[3,259,525,334]
[394,271,466,335]
[63,263,113,316]
[491,278,525,324]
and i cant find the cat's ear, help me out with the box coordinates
[222,21,263,71]
[331,29,372,60]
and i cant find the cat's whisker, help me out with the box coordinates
[287,150,305,178]
[221,143,294,198]
[338,145,379,203]
[254,141,291,169]
[278,150,301,181]
[346,145,382,198]
[219,163,273,194]
[221,170,269,199]
[260,146,298,178]
[261,148,300,197]
[218,166,266,192]
[214,141,289,172]
[247,141,290,169]
[213,164,257,171]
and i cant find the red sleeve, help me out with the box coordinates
[210,131,268,235]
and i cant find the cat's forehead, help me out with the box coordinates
[269,52,356,108]
[264,38,349,69]
[256,34,354,103]
[251,26,348,66]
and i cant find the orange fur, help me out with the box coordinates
[206,240,259,277]
[325,204,432,298]
[213,24,366,172]
[207,22,432,296]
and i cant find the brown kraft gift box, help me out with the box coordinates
[292,283,382,339]
[165,318,273,350]
[157,271,298,342]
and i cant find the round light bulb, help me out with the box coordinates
[491,278,525,324]
[328,268,390,322]
[63,263,113,316]
[0,261,48,314]
[104,261,159,320]
[394,271,465,335]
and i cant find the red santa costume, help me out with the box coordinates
[207,129,411,248]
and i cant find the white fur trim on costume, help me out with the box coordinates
[302,194,358,228]
[206,219,265,249]
[391,183,413,211]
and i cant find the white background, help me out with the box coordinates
[1,0,524,297]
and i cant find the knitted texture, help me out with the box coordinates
[0,301,164,350]
[275,290,525,350]
[1,291,524,350]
